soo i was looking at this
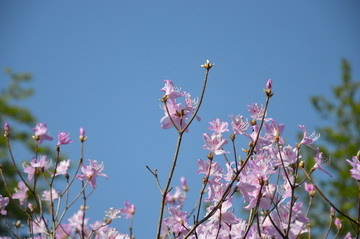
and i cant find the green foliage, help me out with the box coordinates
[308,59,360,236]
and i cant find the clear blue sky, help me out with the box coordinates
[1,1,359,237]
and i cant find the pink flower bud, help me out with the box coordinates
[180,176,189,191]
[266,78,273,90]
[4,122,9,132]
[79,127,87,142]
[304,182,314,192]
[335,218,342,229]
[57,132,73,146]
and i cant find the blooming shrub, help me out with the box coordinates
[1,60,359,238]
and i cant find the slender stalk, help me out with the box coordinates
[301,167,360,227]
[146,166,163,194]
[195,157,213,223]
[156,132,183,239]
[324,215,333,239]
[156,64,212,239]
[182,68,210,133]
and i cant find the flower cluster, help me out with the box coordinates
[1,62,359,239]
[1,123,135,238]
[157,79,359,238]
[160,80,200,131]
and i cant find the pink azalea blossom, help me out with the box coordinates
[344,232,354,239]
[247,103,271,121]
[42,189,59,201]
[314,151,332,177]
[298,125,320,149]
[68,209,88,231]
[304,183,315,192]
[32,123,53,144]
[160,79,183,102]
[0,194,9,215]
[120,201,135,219]
[196,159,223,178]
[12,181,29,206]
[23,161,36,181]
[202,133,229,155]
[346,155,360,181]
[30,217,48,234]
[208,118,229,134]
[271,144,297,167]
[30,155,52,169]
[229,114,249,135]
[105,207,122,220]
[76,159,108,188]
[264,120,285,144]
[57,131,73,146]
[162,206,188,235]
[55,159,70,176]
[160,81,200,131]
[166,187,186,206]
[206,200,239,227]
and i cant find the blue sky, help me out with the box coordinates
[1,1,359,237]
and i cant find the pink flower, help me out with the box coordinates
[229,115,249,135]
[344,232,353,239]
[0,194,9,215]
[160,80,183,102]
[304,183,315,192]
[12,181,28,206]
[120,201,135,219]
[208,118,229,134]
[32,123,53,144]
[55,159,70,176]
[346,155,360,181]
[202,133,229,155]
[162,206,188,235]
[31,155,52,170]
[160,81,200,131]
[76,159,108,188]
[57,132,73,146]
[42,189,59,201]
[247,103,270,121]
[314,151,332,177]
[298,125,320,149]
[274,145,297,167]
[105,208,122,220]
[264,120,285,144]
[166,187,186,206]
[68,209,88,231]
[197,159,223,178]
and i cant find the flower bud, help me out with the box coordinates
[230,133,235,141]
[201,60,215,70]
[335,218,342,230]
[3,122,9,137]
[79,127,87,142]
[330,207,335,218]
